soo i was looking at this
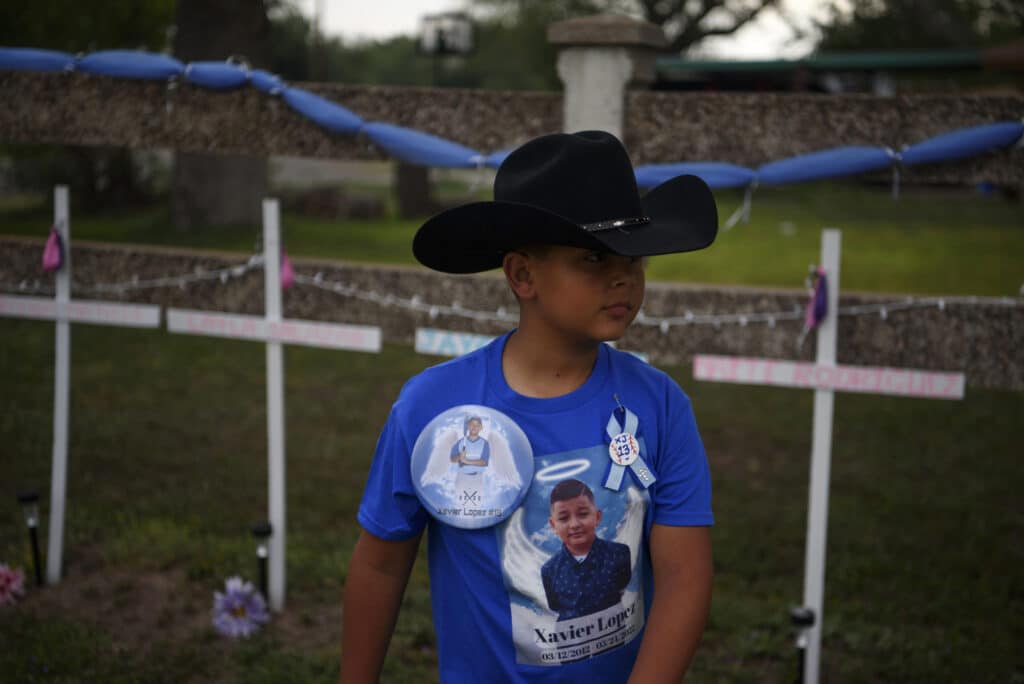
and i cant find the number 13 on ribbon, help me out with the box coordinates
[604,407,657,491]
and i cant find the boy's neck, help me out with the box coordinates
[501,326,601,399]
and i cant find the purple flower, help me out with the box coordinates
[212,576,269,638]
[0,564,26,606]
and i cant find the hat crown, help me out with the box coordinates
[494,131,644,225]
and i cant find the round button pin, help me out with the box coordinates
[608,432,640,466]
[410,405,534,529]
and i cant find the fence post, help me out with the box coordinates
[548,14,667,140]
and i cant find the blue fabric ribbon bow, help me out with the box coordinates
[603,407,657,491]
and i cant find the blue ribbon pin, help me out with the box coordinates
[603,405,657,491]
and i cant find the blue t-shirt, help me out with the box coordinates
[357,333,713,683]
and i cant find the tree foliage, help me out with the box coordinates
[172,0,271,229]
[264,0,786,92]
[0,0,174,52]
[266,4,563,90]
[0,0,176,210]
[815,0,1024,51]
[473,0,781,54]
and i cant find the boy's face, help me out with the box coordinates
[466,419,482,438]
[549,494,602,556]
[522,246,645,344]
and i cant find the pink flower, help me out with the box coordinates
[0,564,26,606]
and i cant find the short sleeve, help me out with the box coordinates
[357,405,429,540]
[650,388,714,527]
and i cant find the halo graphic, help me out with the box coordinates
[533,458,592,483]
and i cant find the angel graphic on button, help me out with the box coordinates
[412,404,534,529]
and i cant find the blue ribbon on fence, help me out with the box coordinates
[362,123,481,168]
[281,86,363,134]
[185,61,249,90]
[757,146,895,186]
[1,45,1021,185]
[249,69,284,94]
[77,50,184,80]
[635,162,756,189]
[901,121,1024,166]
[0,47,74,72]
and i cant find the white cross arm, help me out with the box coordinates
[0,294,161,328]
[167,308,382,352]
[693,354,965,400]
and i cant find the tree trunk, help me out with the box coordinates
[172,0,271,229]
[172,152,268,227]
[394,162,439,219]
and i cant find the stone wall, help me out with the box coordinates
[3,238,1020,390]
[0,72,562,162]
[2,71,1021,186]
[624,91,1024,186]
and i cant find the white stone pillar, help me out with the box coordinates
[549,14,667,141]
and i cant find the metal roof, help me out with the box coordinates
[657,50,981,74]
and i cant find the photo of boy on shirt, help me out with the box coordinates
[542,478,632,621]
[450,415,490,504]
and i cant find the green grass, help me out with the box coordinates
[2,182,1021,296]
[1,320,1021,682]
[648,184,1024,296]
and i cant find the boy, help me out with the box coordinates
[542,478,631,621]
[452,417,491,475]
[451,415,490,501]
[341,130,717,683]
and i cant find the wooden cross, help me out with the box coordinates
[692,229,965,684]
[165,199,381,612]
[0,185,162,585]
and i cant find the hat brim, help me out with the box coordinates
[413,174,718,274]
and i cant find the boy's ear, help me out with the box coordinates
[502,251,537,300]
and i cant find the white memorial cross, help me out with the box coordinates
[0,185,162,584]
[166,199,382,612]
[692,229,965,684]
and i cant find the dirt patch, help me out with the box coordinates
[270,589,343,654]
[15,546,342,661]
[17,547,210,650]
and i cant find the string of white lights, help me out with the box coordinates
[87,254,266,293]
[293,273,518,323]
[3,264,1020,330]
[6,255,265,296]
[293,272,1023,330]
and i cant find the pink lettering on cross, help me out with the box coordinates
[793,363,813,387]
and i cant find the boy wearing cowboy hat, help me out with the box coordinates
[342,130,716,683]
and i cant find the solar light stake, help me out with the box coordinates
[790,605,816,684]
[251,521,273,601]
[17,491,43,586]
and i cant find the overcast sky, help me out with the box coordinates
[296,0,832,59]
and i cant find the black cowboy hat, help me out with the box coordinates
[412,130,718,274]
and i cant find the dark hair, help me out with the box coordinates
[549,478,594,506]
